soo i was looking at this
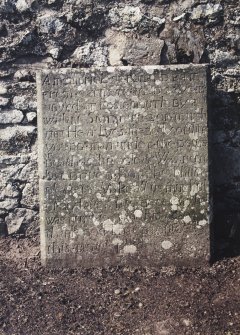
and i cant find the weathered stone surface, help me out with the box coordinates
[13,95,37,111]
[109,6,144,30]
[191,4,223,25]
[26,111,37,122]
[0,125,36,154]
[37,13,67,35]
[72,42,108,67]
[122,36,164,65]
[37,65,209,267]
[0,198,18,211]
[0,109,23,124]
[0,96,9,107]
[5,208,36,234]
[106,31,164,66]
[0,84,8,95]
[21,180,39,209]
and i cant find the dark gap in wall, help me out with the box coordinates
[209,72,240,261]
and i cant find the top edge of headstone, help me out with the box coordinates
[36,64,209,76]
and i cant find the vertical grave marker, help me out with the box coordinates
[37,65,209,267]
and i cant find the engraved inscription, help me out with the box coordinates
[37,65,209,267]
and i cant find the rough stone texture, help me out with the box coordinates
[0,0,239,260]
[37,65,208,267]
[5,208,37,234]
[0,109,23,124]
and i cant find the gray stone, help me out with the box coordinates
[72,42,108,67]
[106,31,164,66]
[0,109,24,124]
[21,180,39,209]
[191,4,223,24]
[122,36,164,65]
[26,111,37,122]
[13,95,37,111]
[37,13,67,35]
[49,47,62,60]
[16,154,37,181]
[0,125,36,154]
[109,6,144,30]
[0,96,9,107]
[14,69,33,81]
[0,183,19,199]
[0,84,8,95]
[108,6,165,33]
[15,0,33,12]
[0,198,18,211]
[0,154,30,167]
[5,208,36,234]
[106,30,127,66]
[37,65,209,267]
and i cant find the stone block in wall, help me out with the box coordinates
[122,36,164,65]
[72,42,108,67]
[0,109,24,124]
[0,125,36,154]
[106,30,164,66]
[21,180,39,209]
[5,208,37,234]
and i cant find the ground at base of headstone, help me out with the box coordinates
[0,237,239,335]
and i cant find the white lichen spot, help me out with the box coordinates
[170,196,179,205]
[183,215,192,224]
[198,219,207,226]
[107,66,115,73]
[182,200,190,213]
[99,166,106,172]
[62,173,69,180]
[93,217,100,226]
[123,245,137,254]
[200,209,205,214]
[77,228,84,236]
[120,176,125,182]
[73,193,78,198]
[171,205,178,211]
[112,238,123,246]
[161,240,173,250]
[119,210,132,224]
[189,133,198,140]
[103,219,114,232]
[175,169,181,176]
[128,205,133,211]
[112,223,124,234]
[143,66,154,74]
[134,209,143,218]
[190,184,198,197]
[96,193,106,200]
[183,319,191,327]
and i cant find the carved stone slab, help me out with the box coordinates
[37,65,209,267]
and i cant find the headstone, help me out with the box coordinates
[37,65,209,267]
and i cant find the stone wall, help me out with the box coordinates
[0,0,239,259]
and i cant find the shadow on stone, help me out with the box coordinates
[209,75,240,262]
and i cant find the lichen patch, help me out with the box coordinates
[123,245,137,254]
